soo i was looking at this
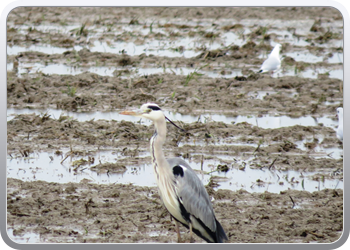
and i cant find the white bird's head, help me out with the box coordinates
[337,107,343,120]
[271,44,282,55]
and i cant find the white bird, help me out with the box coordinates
[336,107,343,142]
[120,103,228,243]
[258,44,282,73]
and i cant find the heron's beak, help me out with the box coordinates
[120,109,143,117]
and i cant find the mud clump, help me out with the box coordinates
[90,163,127,174]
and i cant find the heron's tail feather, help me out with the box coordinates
[215,218,228,243]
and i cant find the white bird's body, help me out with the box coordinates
[337,107,343,142]
[120,103,227,243]
[259,44,282,73]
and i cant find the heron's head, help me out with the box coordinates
[120,103,186,132]
[120,103,164,122]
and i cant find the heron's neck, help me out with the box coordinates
[150,118,168,177]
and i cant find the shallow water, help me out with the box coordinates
[90,38,204,58]
[6,150,343,194]
[7,106,342,192]
[6,151,155,186]
[8,61,243,79]
[7,60,343,81]
[7,18,343,63]
[295,67,343,80]
[247,90,299,100]
[7,108,339,130]
[7,228,41,244]
[7,44,84,56]
[295,141,342,159]
[13,62,118,77]
[7,21,243,58]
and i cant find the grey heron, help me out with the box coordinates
[120,103,228,243]
[336,107,343,142]
[258,44,282,73]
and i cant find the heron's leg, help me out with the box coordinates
[175,221,182,243]
[189,222,195,243]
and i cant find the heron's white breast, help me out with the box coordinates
[156,169,187,225]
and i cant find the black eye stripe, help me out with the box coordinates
[148,105,161,111]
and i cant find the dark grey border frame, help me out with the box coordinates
[1,1,348,249]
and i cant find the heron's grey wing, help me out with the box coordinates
[167,158,216,232]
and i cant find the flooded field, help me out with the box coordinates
[7,7,343,244]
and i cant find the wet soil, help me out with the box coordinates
[7,178,343,243]
[6,7,343,244]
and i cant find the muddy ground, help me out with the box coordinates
[6,7,343,243]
